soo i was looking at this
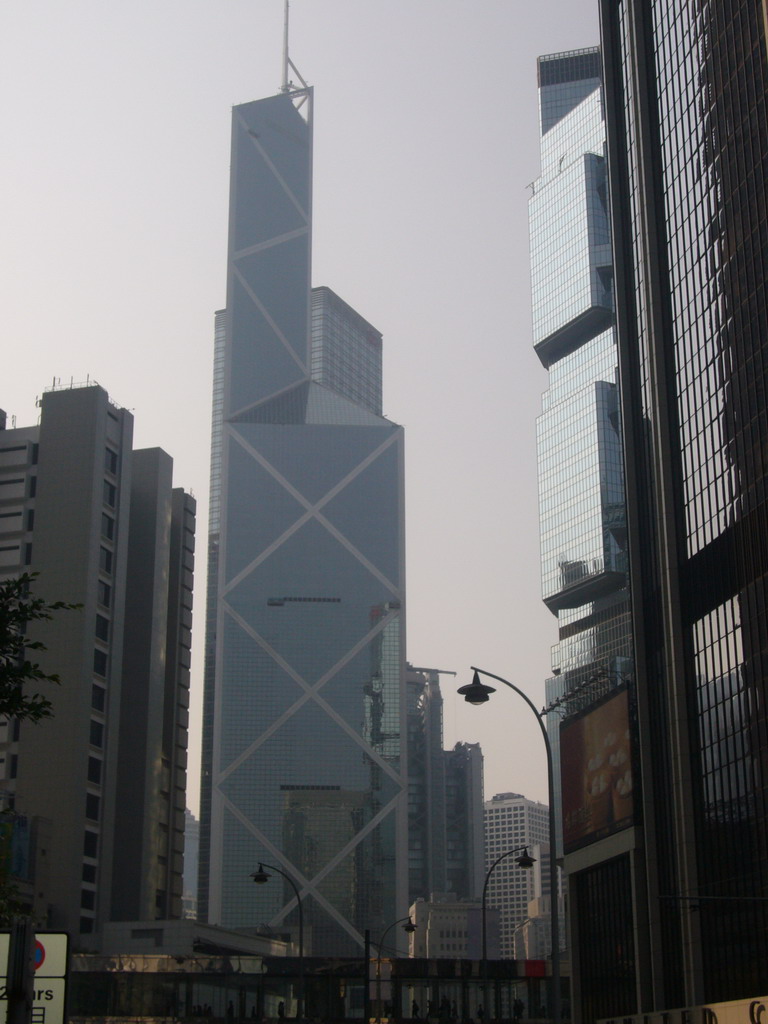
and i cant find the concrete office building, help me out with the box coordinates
[198,85,407,955]
[513,896,553,963]
[578,0,768,1019]
[0,382,194,946]
[408,895,490,960]
[484,793,549,957]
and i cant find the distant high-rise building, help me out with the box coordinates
[198,86,407,955]
[183,809,200,919]
[484,793,549,957]
[406,667,446,901]
[0,382,194,945]
[444,741,485,900]
[406,666,484,904]
[530,47,634,867]
[530,42,639,1021]
[408,894,489,960]
[588,0,768,1018]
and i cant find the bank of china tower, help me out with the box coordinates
[198,85,407,956]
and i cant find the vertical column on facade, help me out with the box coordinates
[600,0,703,1009]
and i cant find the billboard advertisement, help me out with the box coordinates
[561,685,634,852]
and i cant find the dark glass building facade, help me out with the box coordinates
[198,89,407,955]
[596,0,768,1015]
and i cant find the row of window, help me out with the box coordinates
[92,448,116,842]
[89,465,110,919]
[82,825,100,931]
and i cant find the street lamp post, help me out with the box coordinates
[375,916,416,1024]
[482,847,535,1020]
[251,863,304,1021]
[458,668,561,1024]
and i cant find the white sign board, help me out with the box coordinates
[0,931,69,1024]
[600,996,768,1024]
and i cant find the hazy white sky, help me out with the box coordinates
[1,1,600,811]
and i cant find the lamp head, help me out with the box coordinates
[402,917,417,934]
[516,848,536,869]
[250,864,271,885]
[458,670,496,705]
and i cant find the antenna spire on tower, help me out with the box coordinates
[280,0,309,97]
[281,0,290,92]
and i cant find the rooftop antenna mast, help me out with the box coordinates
[281,0,309,97]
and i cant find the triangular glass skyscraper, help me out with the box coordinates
[198,84,407,957]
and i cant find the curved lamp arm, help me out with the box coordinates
[482,846,535,963]
[469,666,552,756]
[375,916,416,1024]
[251,863,304,1021]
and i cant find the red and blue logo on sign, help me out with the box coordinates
[34,940,45,972]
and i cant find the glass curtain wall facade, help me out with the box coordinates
[199,89,407,956]
[530,50,636,1020]
[406,667,448,903]
[310,287,383,417]
[443,741,484,901]
[601,0,768,1012]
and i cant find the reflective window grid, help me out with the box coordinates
[610,0,768,1002]
[201,93,406,955]
[532,50,634,727]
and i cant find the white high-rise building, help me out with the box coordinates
[484,793,549,957]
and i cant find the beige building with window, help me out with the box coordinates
[408,893,499,959]
[0,382,194,948]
